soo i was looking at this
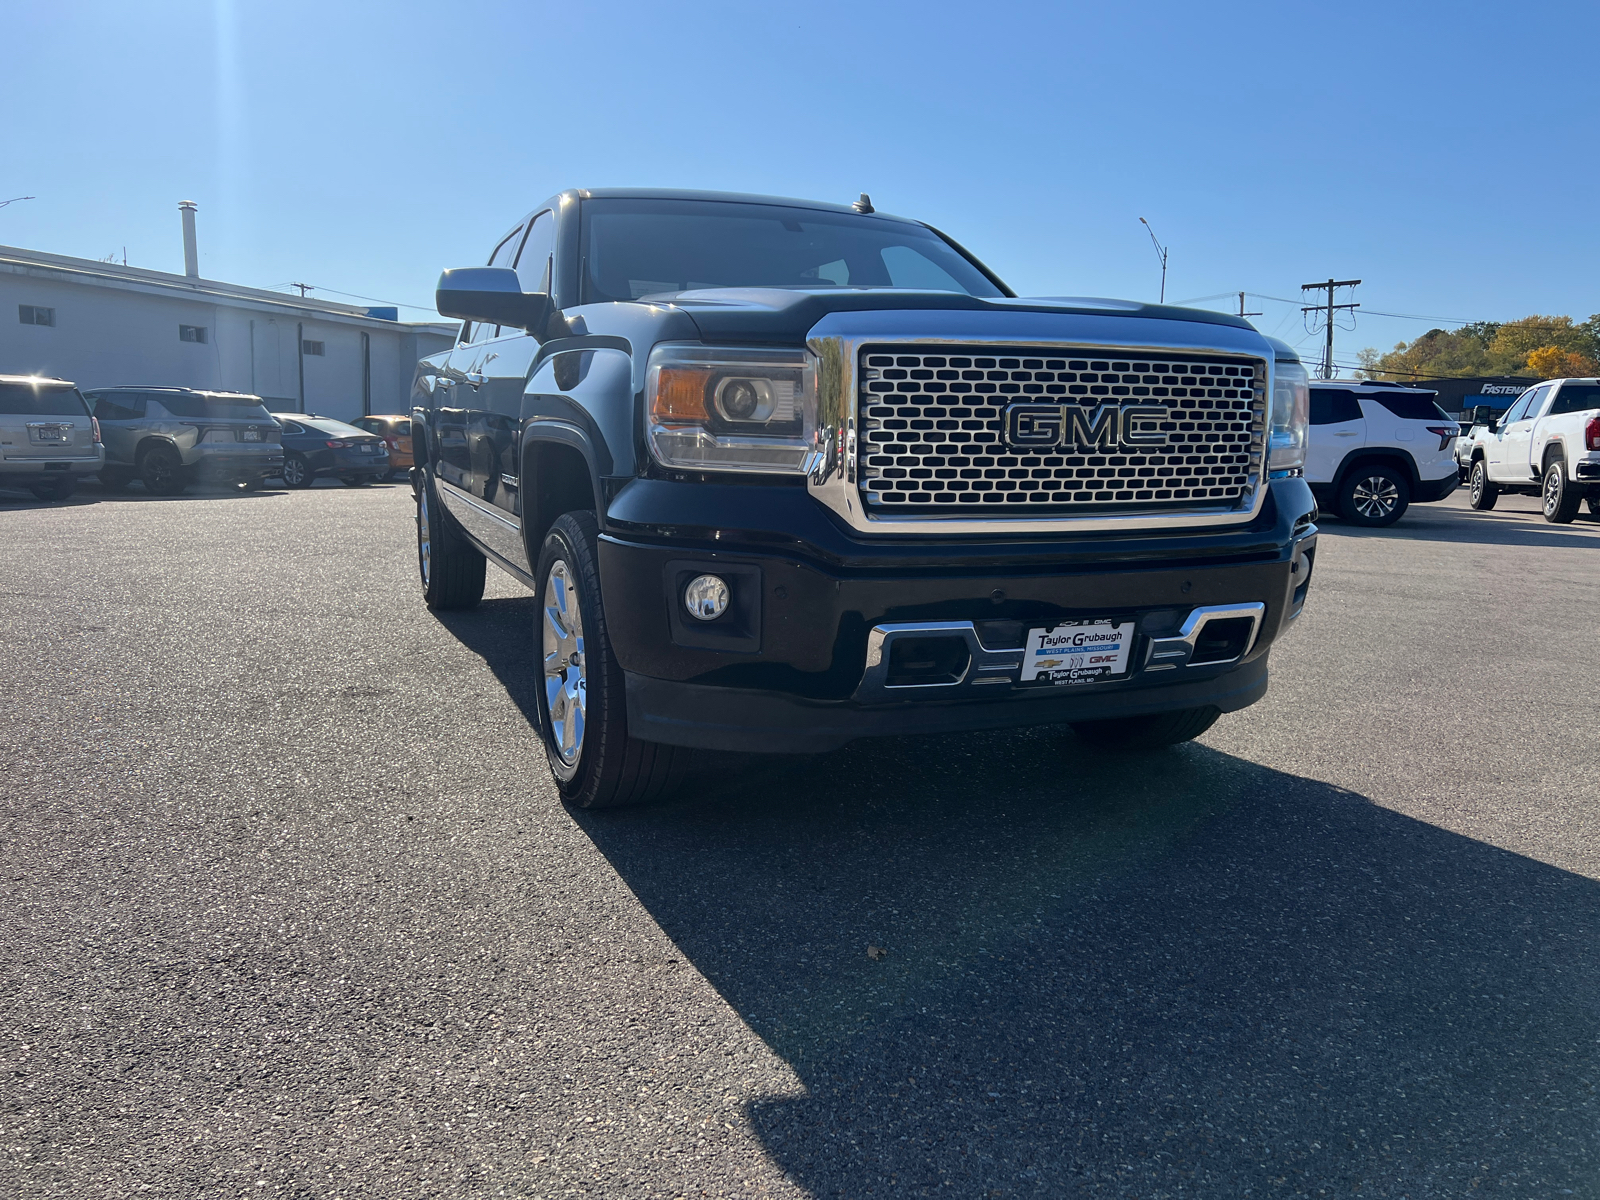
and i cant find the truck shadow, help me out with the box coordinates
[435,597,1600,1196]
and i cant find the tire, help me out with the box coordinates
[534,511,687,809]
[99,467,132,491]
[1069,706,1221,750]
[1338,464,1409,526]
[28,478,75,502]
[138,443,187,495]
[281,453,312,489]
[1468,460,1498,510]
[416,468,485,611]
[1587,495,1600,518]
[1541,458,1582,524]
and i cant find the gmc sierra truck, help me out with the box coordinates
[1463,378,1600,521]
[411,189,1318,808]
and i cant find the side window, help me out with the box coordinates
[515,210,556,295]
[1549,384,1600,415]
[1309,389,1362,425]
[279,421,304,436]
[92,392,145,421]
[1500,390,1535,424]
[465,225,527,344]
[1517,387,1551,421]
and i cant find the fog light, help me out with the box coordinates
[684,574,729,621]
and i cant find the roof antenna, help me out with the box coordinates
[852,192,874,214]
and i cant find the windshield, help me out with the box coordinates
[0,382,90,416]
[156,393,272,420]
[579,198,1006,303]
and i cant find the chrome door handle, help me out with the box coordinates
[1334,431,1357,436]
[465,372,486,387]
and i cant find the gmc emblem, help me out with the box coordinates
[1004,402,1170,451]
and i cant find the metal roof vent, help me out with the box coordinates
[178,201,198,278]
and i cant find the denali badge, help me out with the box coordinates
[1004,402,1169,451]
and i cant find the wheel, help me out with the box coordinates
[1467,460,1498,510]
[281,453,312,489]
[416,467,485,610]
[28,478,75,502]
[1069,706,1221,750]
[99,467,132,491]
[138,443,187,495]
[341,476,372,487]
[534,511,687,808]
[1541,458,1582,524]
[1338,464,1409,526]
[1587,495,1600,517]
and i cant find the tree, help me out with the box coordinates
[1525,344,1600,379]
[1359,313,1600,380]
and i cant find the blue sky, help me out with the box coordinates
[4,0,1595,371]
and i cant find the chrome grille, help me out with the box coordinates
[859,347,1265,512]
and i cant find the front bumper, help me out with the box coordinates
[599,477,1317,751]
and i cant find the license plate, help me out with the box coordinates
[29,424,70,443]
[242,428,261,442]
[1021,619,1136,686]
[359,443,374,453]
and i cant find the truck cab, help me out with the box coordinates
[1465,378,1600,521]
[410,189,1319,808]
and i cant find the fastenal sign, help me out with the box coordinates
[1004,402,1169,451]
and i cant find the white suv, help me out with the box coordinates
[1304,380,1459,526]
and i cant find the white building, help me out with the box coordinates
[0,210,453,421]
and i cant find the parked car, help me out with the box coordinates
[1461,378,1600,522]
[272,414,390,488]
[0,374,103,501]
[350,414,413,481]
[410,188,1319,809]
[84,386,283,494]
[1299,377,1458,526]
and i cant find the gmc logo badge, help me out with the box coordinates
[1004,402,1170,451]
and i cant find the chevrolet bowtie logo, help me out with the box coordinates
[1004,402,1170,451]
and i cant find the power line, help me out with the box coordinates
[1301,278,1361,381]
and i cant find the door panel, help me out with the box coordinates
[1305,418,1363,484]
[431,349,472,490]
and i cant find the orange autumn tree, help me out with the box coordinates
[1525,344,1600,379]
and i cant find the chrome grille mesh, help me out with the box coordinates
[859,348,1266,512]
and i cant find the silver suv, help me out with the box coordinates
[0,375,104,501]
[83,387,284,494]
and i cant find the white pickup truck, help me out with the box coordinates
[1463,378,1600,522]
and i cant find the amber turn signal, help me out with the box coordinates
[650,368,712,421]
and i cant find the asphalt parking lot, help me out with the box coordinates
[3,480,1599,1198]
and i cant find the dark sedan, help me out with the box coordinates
[271,414,391,488]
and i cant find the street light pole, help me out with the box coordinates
[0,196,35,210]
[1139,217,1168,304]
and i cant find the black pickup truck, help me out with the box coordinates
[412,189,1318,808]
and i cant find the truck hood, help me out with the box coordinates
[649,286,1259,345]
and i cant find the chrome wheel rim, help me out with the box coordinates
[1352,475,1398,519]
[1544,467,1561,516]
[1470,465,1483,504]
[542,560,586,767]
[284,457,304,485]
[416,487,432,586]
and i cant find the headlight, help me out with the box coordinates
[646,344,813,474]
[1268,357,1309,472]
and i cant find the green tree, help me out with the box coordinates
[1359,314,1600,380]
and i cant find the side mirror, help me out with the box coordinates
[1471,405,1493,424]
[435,267,553,336]
[1486,419,1499,434]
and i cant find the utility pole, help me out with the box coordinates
[291,282,313,298]
[1300,277,1360,380]
[1138,218,1168,303]
[1237,292,1262,319]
